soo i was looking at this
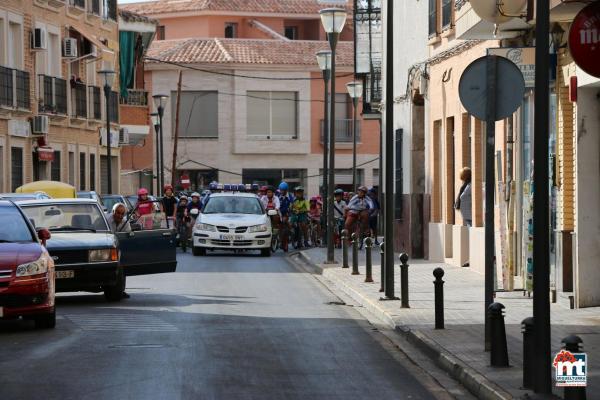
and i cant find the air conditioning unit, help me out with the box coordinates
[32,115,50,135]
[63,38,78,58]
[31,27,47,50]
[89,44,98,57]
[119,128,129,145]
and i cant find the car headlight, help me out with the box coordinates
[248,224,268,233]
[89,248,118,262]
[16,255,48,277]
[196,223,216,232]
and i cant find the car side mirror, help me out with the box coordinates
[267,209,278,216]
[131,222,142,231]
[37,228,51,245]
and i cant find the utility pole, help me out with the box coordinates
[171,71,183,187]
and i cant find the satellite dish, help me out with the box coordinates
[469,0,527,24]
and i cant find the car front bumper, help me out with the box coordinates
[192,230,271,249]
[54,262,119,292]
[0,276,54,319]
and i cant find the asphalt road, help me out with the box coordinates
[0,250,446,400]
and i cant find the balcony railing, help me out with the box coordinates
[38,74,67,115]
[320,119,361,143]
[119,89,148,106]
[0,66,31,110]
[70,81,87,119]
[109,90,119,123]
[88,86,101,120]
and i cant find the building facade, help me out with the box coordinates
[0,0,120,194]
[121,0,380,195]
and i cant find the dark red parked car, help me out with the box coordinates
[0,200,55,329]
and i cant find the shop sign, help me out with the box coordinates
[8,120,31,137]
[569,1,600,78]
[37,147,54,162]
[488,47,535,87]
[180,174,191,189]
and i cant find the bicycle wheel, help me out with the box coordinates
[271,229,279,252]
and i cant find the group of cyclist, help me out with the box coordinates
[132,181,380,253]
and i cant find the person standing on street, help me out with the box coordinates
[161,185,178,228]
[106,203,131,298]
[367,187,380,245]
[455,167,472,227]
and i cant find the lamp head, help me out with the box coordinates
[152,94,169,110]
[316,50,332,71]
[346,81,363,99]
[319,8,347,34]
[98,69,115,87]
[150,112,159,126]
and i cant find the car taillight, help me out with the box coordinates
[111,248,118,261]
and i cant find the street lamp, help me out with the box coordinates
[98,69,115,194]
[320,7,347,263]
[346,81,363,193]
[316,49,332,234]
[150,112,160,195]
[152,93,169,196]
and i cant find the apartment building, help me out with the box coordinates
[121,0,380,195]
[0,0,120,194]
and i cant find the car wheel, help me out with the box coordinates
[192,246,206,256]
[261,247,271,257]
[104,267,125,302]
[34,309,56,329]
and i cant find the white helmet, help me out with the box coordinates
[191,192,201,198]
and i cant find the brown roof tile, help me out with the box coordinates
[146,38,353,67]
[121,0,349,16]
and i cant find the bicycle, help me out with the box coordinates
[345,210,370,249]
[176,215,191,252]
[308,218,321,247]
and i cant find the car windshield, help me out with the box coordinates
[21,203,110,232]
[0,207,35,242]
[203,196,263,215]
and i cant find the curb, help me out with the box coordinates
[291,250,513,400]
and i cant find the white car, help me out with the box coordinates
[191,193,274,257]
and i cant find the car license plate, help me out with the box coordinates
[56,270,75,279]
[220,234,234,240]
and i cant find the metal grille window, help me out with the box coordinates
[394,129,403,220]
[89,153,96,191]
[442,0,453,29]
[72,81,87,118]
[70,0,85,8]
[68,152,75,186]
[89,86,101,120]
[15,70,30,109]
[51,151,61,181]
[79,153,86,190]
[89,0,100,14]
[172,91,218,138]
[104,0,117,21]
[11,147,23,191]
[109,91,119,123]
[247,91,298,139]
[320,119,360,143]
[0,66,13,108]
[39,75,67,114]
[429,0,438,37]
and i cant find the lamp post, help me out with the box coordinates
[316,50,332,232]
[152,94,169,196]
[346,81,363,193]
[320,7,347,264]
[98,69,115,194]
[150,112,160,195]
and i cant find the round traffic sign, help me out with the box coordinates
[459,55,525,121]
[569,1,600,78]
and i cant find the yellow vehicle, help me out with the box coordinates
[15,181,76,199]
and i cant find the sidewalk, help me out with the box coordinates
[290,247,600,399]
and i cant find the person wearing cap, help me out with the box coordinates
[345,186,373,244]
[290,186,310,248]
[135,188,154,217]
[187,192,202,216]
[277,182,294,252]
[333,188,347,247]
[367,187,381,245]
[308,196,322,246]
[260,186,280,213]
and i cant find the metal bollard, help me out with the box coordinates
[488,302,509,367]
[341,229,349,268]
[433,268,445,329]
[351,232,359,275]
[521,317,534,389]
[379,241,385,292]
[562,335,586,400]
[399,253,409,308]
[364,237,373,282]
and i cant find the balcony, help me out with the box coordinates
[88,86,101,120]
[320,119,361,144]
[455,1,530,40]
[68,0,86,14]
[0,66,31,111]
[70,81,87,120]
[38,75,67,116]
[119,89,148,106]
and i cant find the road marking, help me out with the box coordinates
[65,313,178,332]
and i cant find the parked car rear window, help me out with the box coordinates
[203,196,263,215]
[21,204,110,232]
[0,207,35,242]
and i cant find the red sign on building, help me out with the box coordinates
[569,1,600,78]
[37,147,54,162]
[180,174,190,189]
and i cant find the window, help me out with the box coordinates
[442,0,453,29]
[51,151,61,181]
[48,31,61,77]
[89,153,96,191]
[10,147,23,191]
[224,23,237,38]
[247,91,298,138]
[0,16,5,66]
[428,0,438,37]
[445,116,455,224]
[284,26,298,40]
[8,20,23,69]
[68,151,75,185]
[79,152,86,190]
[172,91,218,138]
[395,129,403,220]
[156,25,165,40]
[103,0,117,21]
